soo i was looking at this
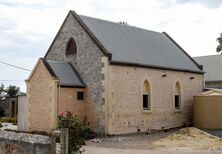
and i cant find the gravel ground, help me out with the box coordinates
[83,146,222,154]
[84,128,222,153]
[86,128,184,150]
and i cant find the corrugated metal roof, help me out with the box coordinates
[194,54,222,81]
[46,60,85,87]
[196,89,222,96]
[79,14,202,73]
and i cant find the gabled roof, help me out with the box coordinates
[78,14,202,73]
[45,11,203,74]
[194,54,222,82]
[41,59,86,87]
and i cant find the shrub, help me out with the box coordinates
[58,111,90,153]
[0,117,17,124]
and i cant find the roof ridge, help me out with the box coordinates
[67,62,86,86]
[78,13,162,35]
[194,54,222,58]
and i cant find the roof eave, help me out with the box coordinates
[40,58,57,77]
[59,84,86,88]
[162,32,203,71]
[205,80,222,83]
[110,60,204,74]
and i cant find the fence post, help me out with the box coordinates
[60,128,68,154]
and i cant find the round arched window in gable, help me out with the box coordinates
[66,37,77,55]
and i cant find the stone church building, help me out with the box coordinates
[26,11,204,134]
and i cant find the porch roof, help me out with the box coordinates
[41,58,86,88]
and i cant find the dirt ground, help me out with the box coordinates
[86,128,179,150]
[86,127,222,151]
[154,127,222,150]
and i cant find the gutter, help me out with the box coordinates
[110,60,204,74]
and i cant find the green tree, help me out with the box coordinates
[5,85,20,98]
[216,33,222,54]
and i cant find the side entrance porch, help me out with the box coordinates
[25,58,87,132]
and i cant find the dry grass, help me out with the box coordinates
[154,127,222,149]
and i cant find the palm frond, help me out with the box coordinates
[216,45,222,52]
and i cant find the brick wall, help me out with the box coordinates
[106,65,203,134]
[26,60,57,132]
[59,87,85,117]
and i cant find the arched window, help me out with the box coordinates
[142,80,151,110]
[66,37,77,55]
[174,82,181,109]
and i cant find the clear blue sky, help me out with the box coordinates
[0,0,222,92]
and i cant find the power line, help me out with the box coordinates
[0,61,32,72]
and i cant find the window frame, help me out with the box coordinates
[143,92,150,110]
[174,93,180,109]
[77,91,84,101]
[66,37,77,55]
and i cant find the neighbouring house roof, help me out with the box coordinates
[194,54,222,82]
[41,59,86,87]
[196,89,222,96]
[45,11,203,74]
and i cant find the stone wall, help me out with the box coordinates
[26,60,58,132]
[18,95,26,131]
[0,131,55,154]
[45,13,105,133]
[106,65,203,134]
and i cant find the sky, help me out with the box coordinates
[0,0,222,92]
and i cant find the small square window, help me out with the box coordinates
[143,93,149,110]
[175,94,180,109]
[77,92,84,101]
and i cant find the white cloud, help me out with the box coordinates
[174,0,222,8]
[19,85,26,93]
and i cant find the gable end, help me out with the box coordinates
[44,11,112,60]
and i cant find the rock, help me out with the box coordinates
[92,138,103,143]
